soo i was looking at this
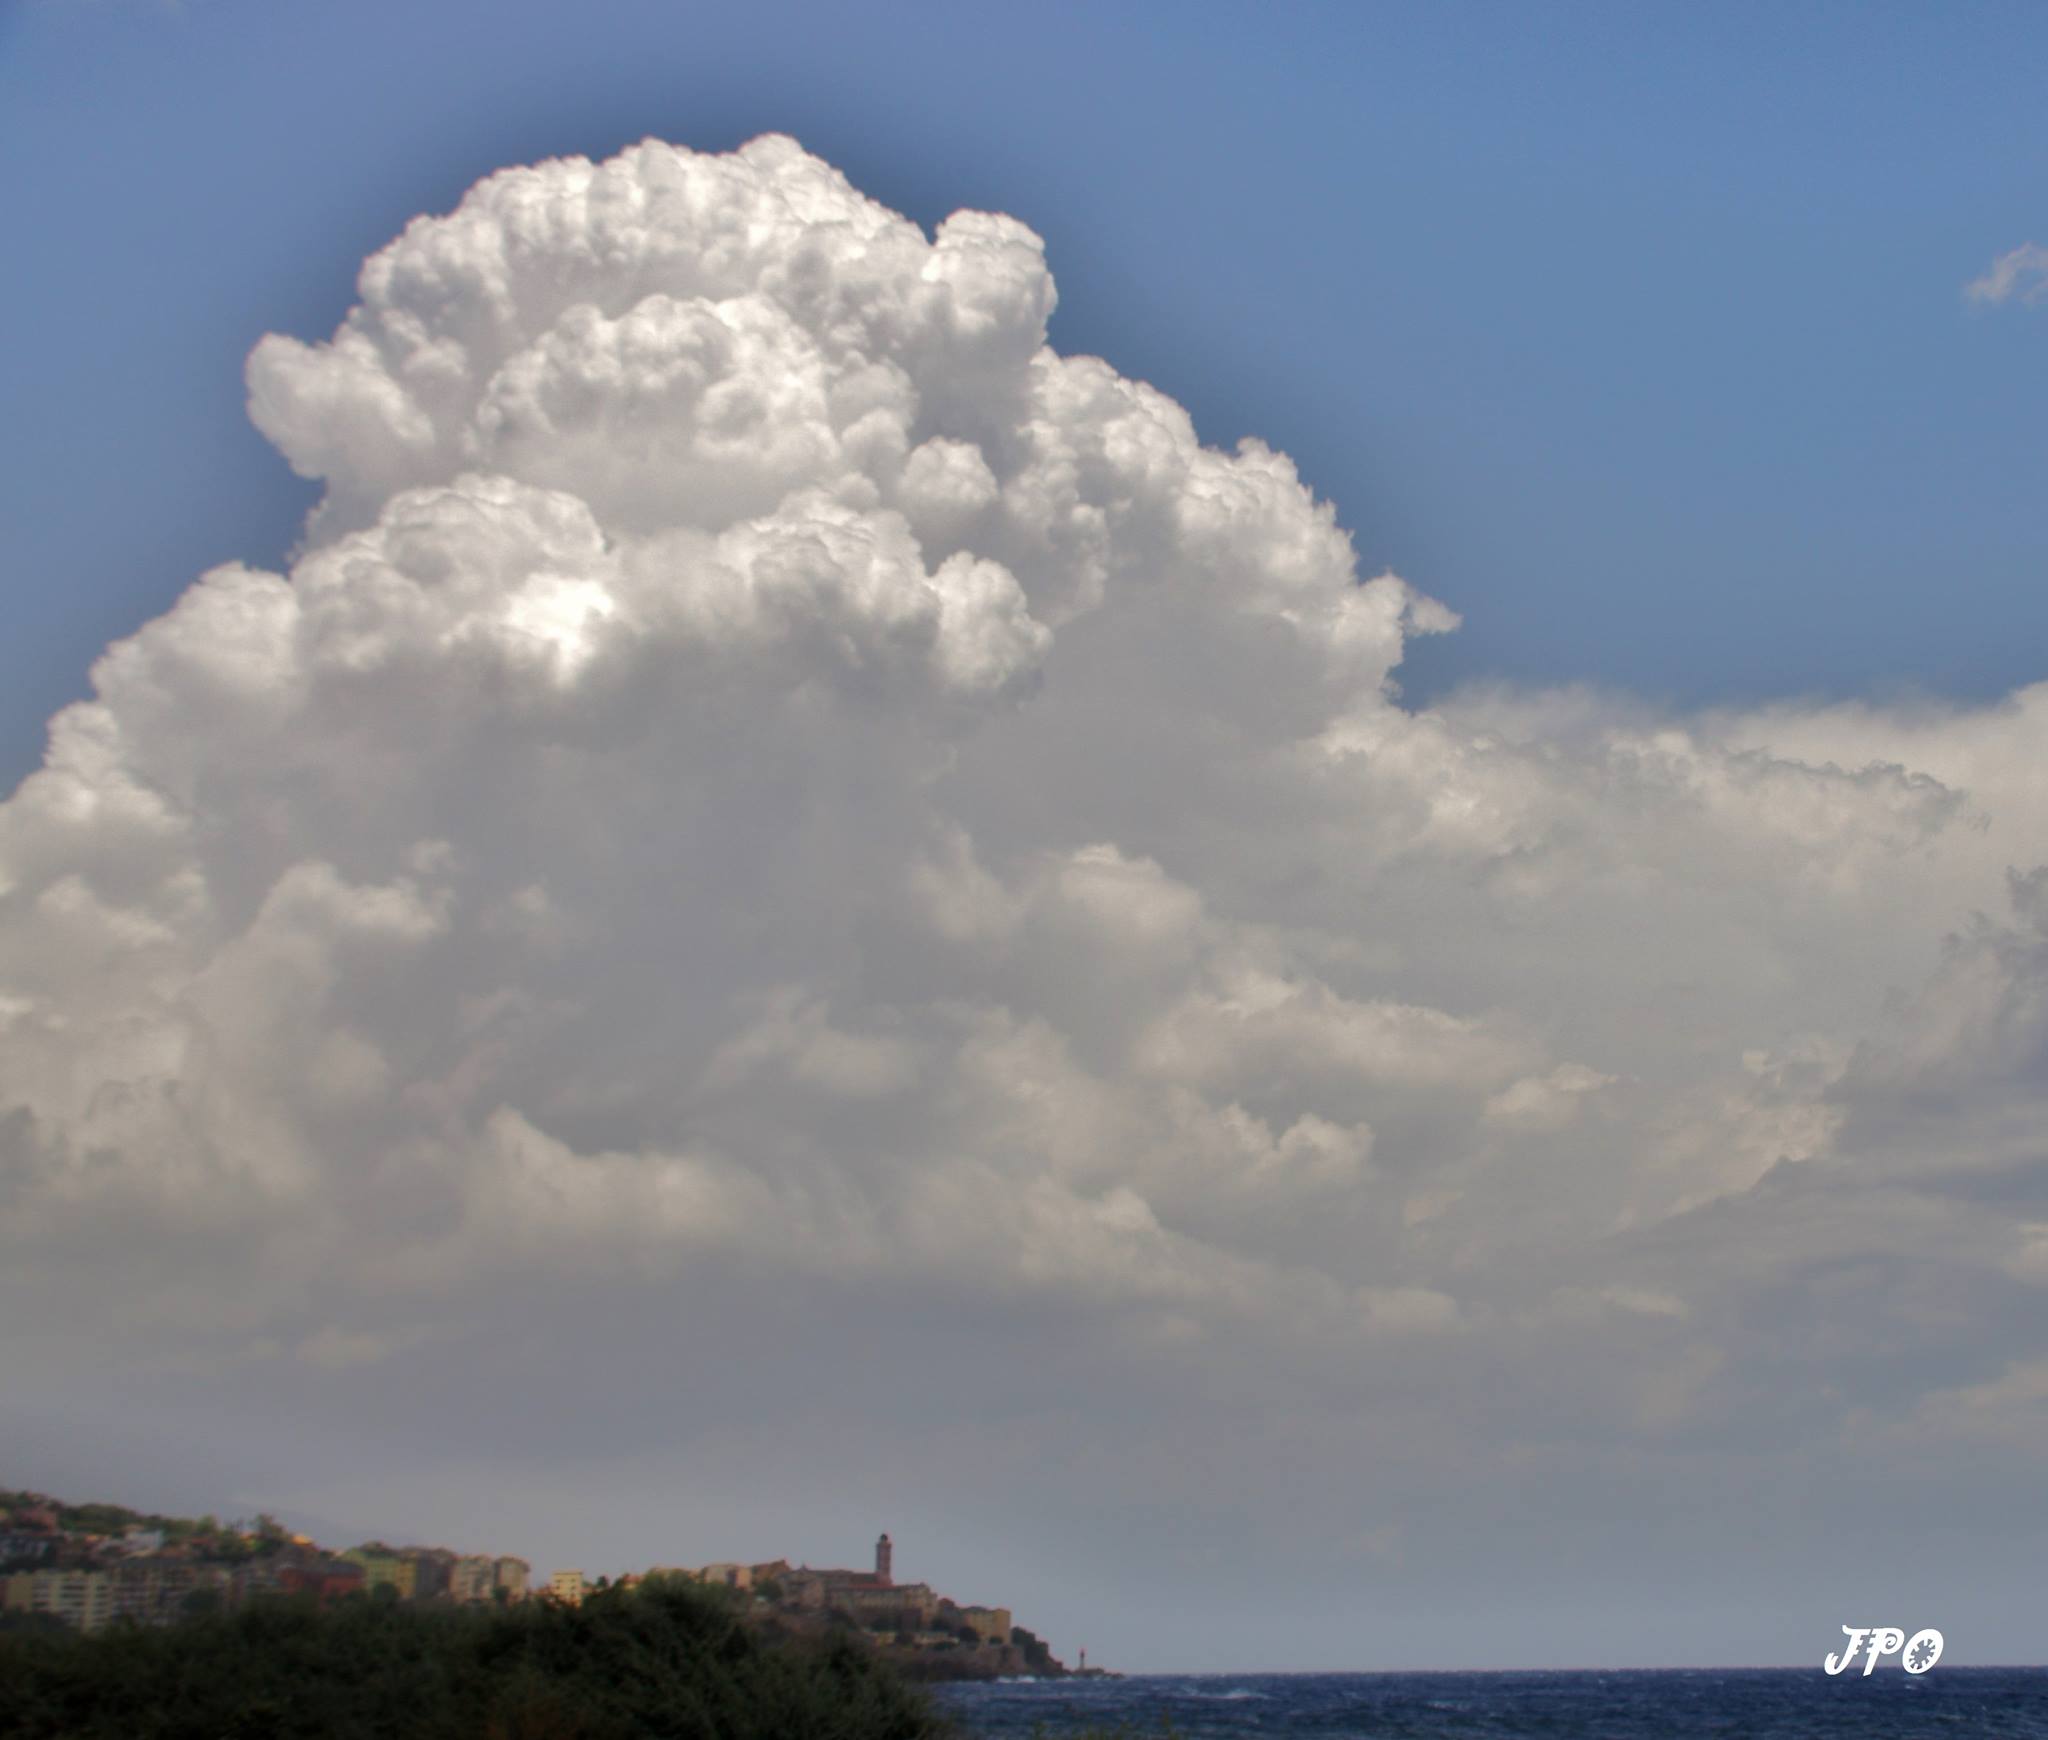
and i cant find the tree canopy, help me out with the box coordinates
[0,1576,954,1740]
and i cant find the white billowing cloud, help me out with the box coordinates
[6,135,2048,1651]
[1966,242,2048,307]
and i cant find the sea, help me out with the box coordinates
[932,1668,2048,1738]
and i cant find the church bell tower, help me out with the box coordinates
[875,1532,893,1585]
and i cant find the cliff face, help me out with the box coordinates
[888,1640,1060,1682]
[749,1609,1066,1681]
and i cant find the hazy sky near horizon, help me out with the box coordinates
[5,0,2048,1672]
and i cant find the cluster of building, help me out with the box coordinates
[4,1553,358,1633]
[339,1545,530,1606]
[2,1494,1062,1674]
[645,1533,1026,1667]
[0,1492,528,1636]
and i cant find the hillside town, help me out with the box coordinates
[0,1491,1079,1679]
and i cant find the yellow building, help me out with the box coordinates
[432,1555,532,1601]
[549,1568,584,1606]
[958,1605,1012,1644]
[831,1581,938,1628]
[696,1562,752,1590]
[342,1548,415,1598]
[7,1569,115,1633]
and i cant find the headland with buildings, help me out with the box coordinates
[0,1489,1099,1680]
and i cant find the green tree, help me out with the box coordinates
[0,1577,957,1740]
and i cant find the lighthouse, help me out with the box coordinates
[874,1532,893,1585]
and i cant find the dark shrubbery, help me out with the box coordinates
[0,1576,955,1739]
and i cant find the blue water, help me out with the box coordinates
[933,1669,2048,1738]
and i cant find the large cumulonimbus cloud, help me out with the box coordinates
[6,137,2048,1648]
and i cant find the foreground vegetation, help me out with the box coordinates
[0,1577,954,1740]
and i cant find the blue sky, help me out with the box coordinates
[3,1,2043,797]
[9,1,2048,1671]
